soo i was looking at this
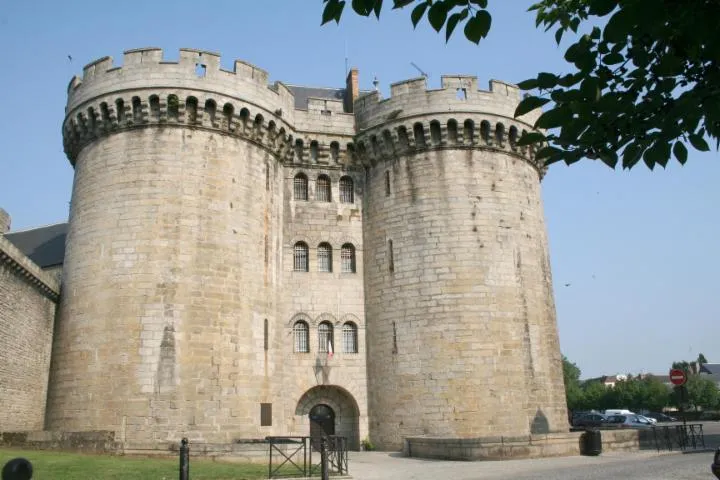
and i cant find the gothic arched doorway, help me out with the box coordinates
[296,385,360,450]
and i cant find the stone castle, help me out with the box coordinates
[0,47,568,456]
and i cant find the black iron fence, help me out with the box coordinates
[266,435,348,479]
[648,423,706,452]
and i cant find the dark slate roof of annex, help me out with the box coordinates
[286,85,372,111]
[287,85,346,110]
[4,222,68,268]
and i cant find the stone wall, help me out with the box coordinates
[357,78,566,450]
[0,235,59,431]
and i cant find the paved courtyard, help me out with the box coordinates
[348,422,720,480]
[349,450,715,480]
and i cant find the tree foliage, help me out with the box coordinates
[321,0,720,170]
[562,355,584,410]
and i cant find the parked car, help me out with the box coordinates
[604,414,654,429]
[604,409,635,416]
[637,414,658,425]
[644,412,677,422]
[573,413,608,428]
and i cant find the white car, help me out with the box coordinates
[638,414,657,425]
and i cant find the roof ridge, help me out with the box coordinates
[6,221,68,235]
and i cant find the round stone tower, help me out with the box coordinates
[54,48,296,444]
[354,76,568,450]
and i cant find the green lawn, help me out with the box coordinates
[0,448,275,480]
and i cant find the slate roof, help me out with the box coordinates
[287,85,346,110]
[286,85,373,111]
[4,222,68,268]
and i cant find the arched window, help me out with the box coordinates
[294,173,308,201]
[240,108,250,133]
[339,176,354,203]
[204,99,217,126]
[115,98,126,125]
[100,102,111,126]
[382,130,394,154]
[295,139,304,162]
[464,119,475,144]
[185,96,198,124]
[316,174,331,202]
[222,103,234,131]
[480,120,491,145]
[132,96,143,123]
[293,242,309,272]
[167,95,179,122]
[293,321,309,353]
[413,123,426,148]
[509,126,519,150]
[149,95,160,121]
[397,126,409,149]
[310,141,319,162]
[342,322,358,353]
[447,119,458,144]
[495,122,505,147]
[318,243,332,272]
[318,321,333,353]
[430,120,442,145]
[341,243,356,273]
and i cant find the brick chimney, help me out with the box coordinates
[344,68,359,113]
[0,208,10,234]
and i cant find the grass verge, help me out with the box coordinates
[0,448,271,480]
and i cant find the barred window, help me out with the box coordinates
[342,322,358,353]
[294,242,309,272]
[318,321,333,353]
[341,244,356,273]
[339,176,354,203]
[294,173,308,201]
[294,321,309,353]
[318,243,332,272]
[316,175,331,202]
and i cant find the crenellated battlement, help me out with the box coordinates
[64,48,361,170]
[353,75,541,132]
[353,113,546,177]
[63,89,359,169]
[67,48,297,122]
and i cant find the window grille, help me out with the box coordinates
[318,243,332,272]
[294,321,309,353]
[318,322,333,353]
[341,244,356,273]
[294,242,308,272]
[294,173,308,201]
[316,175,331,202]
[339,176,354,203]
[342,323,358,353]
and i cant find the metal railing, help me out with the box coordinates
[266,435,348,479]
[649,423,705,452]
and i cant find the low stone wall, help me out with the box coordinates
[0,431,305,464]
[403,429,648,461]
[0,431,120,453]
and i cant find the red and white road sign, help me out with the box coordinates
[669,368,687,386]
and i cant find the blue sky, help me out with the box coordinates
[1,0,717,379]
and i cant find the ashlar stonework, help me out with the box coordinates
[0,48,568,456]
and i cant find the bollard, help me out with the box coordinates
[2,458,33,480]
[320,436,329,480]
[712,446,720,479]
[179,438,189,480]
